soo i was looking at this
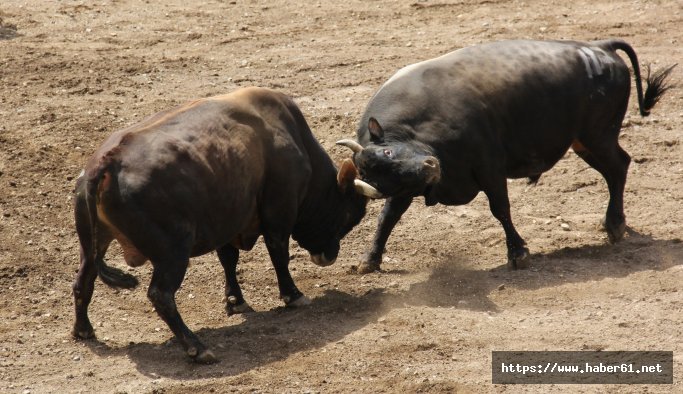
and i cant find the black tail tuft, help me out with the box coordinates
[96,259,139,289]
[642,64,677,116]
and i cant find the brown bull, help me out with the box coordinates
[72,87,380,363]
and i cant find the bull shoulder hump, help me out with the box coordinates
[377,49,461,94]
[213,86,280,104]
[382,61,427,88]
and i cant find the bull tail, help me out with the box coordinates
[83,164,139,289]
[603,40,677,117]
[641,63,677,113]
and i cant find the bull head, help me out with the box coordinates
[337,118,441,198]
[336,158,384,199]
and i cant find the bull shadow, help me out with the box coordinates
[495,228,682,291]
[401,227,682,311]
[81,229,682,380]
[81,287,391,380]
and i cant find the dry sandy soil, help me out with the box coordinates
[1,0,682,393]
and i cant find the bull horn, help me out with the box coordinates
[336,139,364,154]
[354,179,384,199]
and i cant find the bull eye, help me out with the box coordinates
[383,149,393,157]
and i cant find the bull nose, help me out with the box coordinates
[423,156,441,184]
[310,254,336,267]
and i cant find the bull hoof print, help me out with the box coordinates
[285,294,312,308]
[357,262,381,274]
[226,302,255,316]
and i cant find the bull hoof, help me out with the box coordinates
[357,261,381,274]
[72,323,95,340]
[226,296,254,316]
[195,349,218,364]
[226,301,254,316]
[601,218,626,244]
[284,294,311,307]
[507,248,530,270]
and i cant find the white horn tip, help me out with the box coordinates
[354,179,384,199]
[336,139,364,154]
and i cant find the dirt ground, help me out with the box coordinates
[1,0,682,392]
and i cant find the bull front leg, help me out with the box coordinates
[359,196,413,274]
[483,182,529,269]
[217,244,254,316]
[263,233,310,307]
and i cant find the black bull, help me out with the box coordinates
[338,39,675,273]
[72,87,382,363]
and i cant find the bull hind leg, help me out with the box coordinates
[217,244,254,316]
[73,242,112,339]
[147,255,217,364]
[572,139,630,243]
[72,193,114,339]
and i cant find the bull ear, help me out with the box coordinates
[337,158,358,193]
[368,117,384,143]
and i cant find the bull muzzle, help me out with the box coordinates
[310,253,336,267]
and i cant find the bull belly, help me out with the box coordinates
[506,162,557,179]
[428,181,480,206]
[505,146,571,179]
[190,213,260,256]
